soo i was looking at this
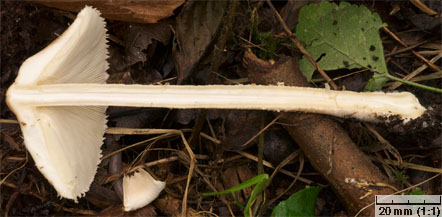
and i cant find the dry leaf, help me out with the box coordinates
[124,23,171,66]
[36,0,184,23]
[221,110,264,151]
[173,1,228,83]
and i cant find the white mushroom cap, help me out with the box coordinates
[6,6,109,201]
[123,168,166,212]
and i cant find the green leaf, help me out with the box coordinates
[202,174,269,217]
[408,187,426,195]
[201,174,269,197]
[296,1,388,90]
[272,186,321,217]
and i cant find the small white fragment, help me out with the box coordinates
[324,83,331,90]
[123,168,165,212]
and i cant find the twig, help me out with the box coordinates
[364,123,402,166]
[242,114,281,147]
[265,150,301,189]
[0,119,19,124]
[409,71,442,82]
[384,39,431,57]
[382,26,441,72]
[101,133,178,160]
[265,0,338,90]
[106,127,184,135]
[389,52,442,90]
[410,0,438,15]
[268,155,305,206]
[0,152,28,187]
[179,131,195,217]
[235,150,321,186]
[51,202,97,215]
[369,157,442,173]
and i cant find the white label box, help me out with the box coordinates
[375,195,441,217]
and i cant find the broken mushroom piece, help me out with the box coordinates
[123,169,166,212]
[6,6,426,202]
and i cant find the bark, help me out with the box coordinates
[243,50,395,216]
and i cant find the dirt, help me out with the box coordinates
[1,1,441,216]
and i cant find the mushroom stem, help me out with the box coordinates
[8,83,425,122]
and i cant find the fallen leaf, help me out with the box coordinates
[278,0,315,32]
[172,109,197,125]
[154,195,181,217]
[263,129,296,166]
[85,183,120,208]
[221,110,264,151]
[124,23,171,66]
[272,186,321,217]
[173,1,228,83]
[296,1,388,90]
[235,164,255,200]
[221,167,243,202]
[35,0,184,23]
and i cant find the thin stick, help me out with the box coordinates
[101,133,178,160]
[0,152,28,187]
[0,119,19,124]
[409,71,442,82]
[383,26,440,72]
[369,157,442,173]
[235,150,322,186]
[242,114,280,147]
[364,123,402,166]
[389,52,442,90]
[180,131,195,217]
[106,127,183,135]
[268,155,305,205]
[384,39,430,57]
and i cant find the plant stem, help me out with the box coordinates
[386,74,442,93]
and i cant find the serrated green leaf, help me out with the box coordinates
[272,186,321,217]
[296,1,388,90]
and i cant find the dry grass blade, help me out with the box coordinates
[370,157,442,173]
[268,155,305,206]
[242,114,280,147]
[0,152,28,187]
[106,127,184,135]
[101,133,178,160]
[179,131,195,217]
[383,26,441,72]
[365,123,402,166]
[235,150,318,186]
[389,52,442,90]
[0,119,19,124]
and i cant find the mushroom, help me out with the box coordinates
[123,168,165,211]
[6,6,425,203]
